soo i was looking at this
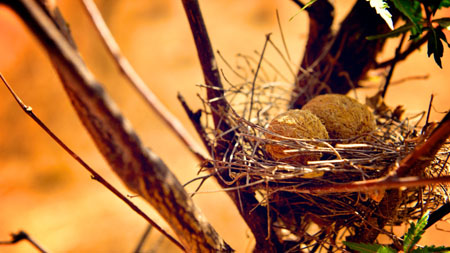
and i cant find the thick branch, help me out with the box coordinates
[298,0,334,68]
[3,0,230,251]
[393,111,450,177]
[351,110,450,243]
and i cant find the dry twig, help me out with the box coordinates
[0,230,47,253]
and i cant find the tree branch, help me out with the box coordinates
[79,0,208,162]
[392,111,450,177]
[181,0,230,137]
[376,31,431,69]
[298,0,334,69]
[2,0,230,251]
[181,0,281,250]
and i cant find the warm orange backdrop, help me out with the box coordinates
[0,1,449,252]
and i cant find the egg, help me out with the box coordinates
[265,109,329,164]
[302,94,376,140]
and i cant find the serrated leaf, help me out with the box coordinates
[366,23,414,40]
[343,241,385,253]
[427,28,444,68]
[412,245,450,253]
[437,29,450,47]
[404,211,430,252]
[392,0,422,35]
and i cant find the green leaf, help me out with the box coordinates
[391,0,422,35]
[427,28,445,68]
[437,28,450,47]
[433,18,450,29]
[301,0,319,10]
[412,245,450,253]
[289,0,318,21]
[377,246,398,253]
[366,23,414,40]
[439,0,450,8]
[404,211,430,252]
[343,241,387,253]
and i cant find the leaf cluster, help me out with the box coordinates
[344,211,450,253]
[371,0,450,67]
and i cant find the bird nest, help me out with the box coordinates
[191,54,450,251]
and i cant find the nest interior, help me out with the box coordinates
[192,53,450,251]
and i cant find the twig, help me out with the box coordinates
[79,0,207,162]
[0,230,47,253]
[181,0,281,250]
[181,0,230,134]
[267,37,296,78]
[0,73,184,251]
[249,34,271,121]
[276,10,291,62]
[177,93,212,153]
[390,74,429,85]
[288,175,450,195]
[393,110,450,177]
[381,32,406,98]
[422,94,434,135]
[376,32,431,69]
[133,224,152,253]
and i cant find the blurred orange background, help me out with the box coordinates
[0,1,449,252]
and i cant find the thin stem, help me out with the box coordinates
[248,33,271,121]
[381,32,406,98]
[376,32,430,69]
[0,73,184,251]
[276,9,291,62]
[133,224,153,253]
[80,0,207,162]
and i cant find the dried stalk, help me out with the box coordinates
[2,0,230,251]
